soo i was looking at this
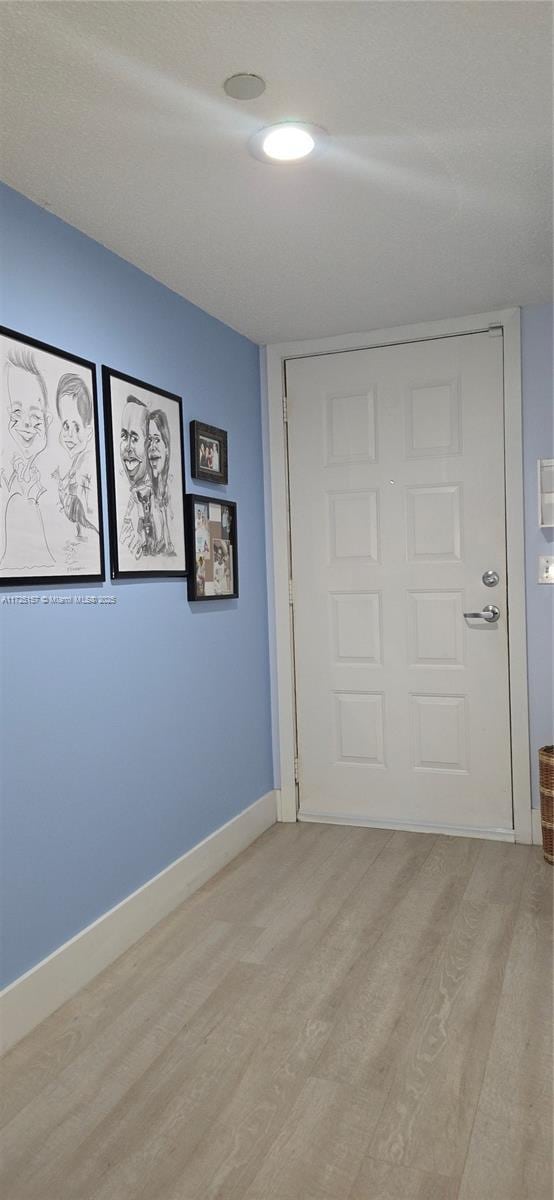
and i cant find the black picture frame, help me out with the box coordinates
[0,325,105,587]
[186,493,238,601]
[190,420,228,485]
[102,366,187,579]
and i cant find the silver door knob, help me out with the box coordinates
[482,570,499,587]
[463,605,500,623]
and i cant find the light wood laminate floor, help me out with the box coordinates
[1,824,552,1200]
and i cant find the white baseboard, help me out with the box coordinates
[299,809,515,843]
[0,791,277,1054]
[531,807,543,846]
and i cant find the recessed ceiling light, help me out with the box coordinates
[249,122,327,164]
[224,74,266,100]
[263,126,314,161]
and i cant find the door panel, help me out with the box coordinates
[287,333,512,833]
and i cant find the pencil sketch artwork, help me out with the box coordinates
[105,372,186,576]
[0,331,103,583]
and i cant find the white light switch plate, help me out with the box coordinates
[538,555,554,583]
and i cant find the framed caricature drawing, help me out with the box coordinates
[102,367,187,579]
[0,326,105,585]
[186,494,238,601]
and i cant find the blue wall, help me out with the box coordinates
[0,183,551,989]
[522,304,554,808]
[0,183,273,987]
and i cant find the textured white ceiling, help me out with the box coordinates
[0,2,551,344]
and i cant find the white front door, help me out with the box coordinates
[286,332,513,835]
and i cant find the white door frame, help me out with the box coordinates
[263,308,532,843]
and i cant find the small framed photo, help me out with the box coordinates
[102,367,187,578]
[190,421,228,485]
[0,326,105,585]
[186,494,238,601]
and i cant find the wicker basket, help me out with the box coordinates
[539,746,554,865]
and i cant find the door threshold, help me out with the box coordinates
[298,810,515,842]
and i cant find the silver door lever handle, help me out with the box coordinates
[463,605,500,623]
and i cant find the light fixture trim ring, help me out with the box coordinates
[248,121,328,164]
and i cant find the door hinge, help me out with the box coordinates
[294,756,300,784]
[288,578,294,606]
[488,324,503,337]
[282,394,288,422]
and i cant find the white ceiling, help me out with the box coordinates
[0,2,551,344]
